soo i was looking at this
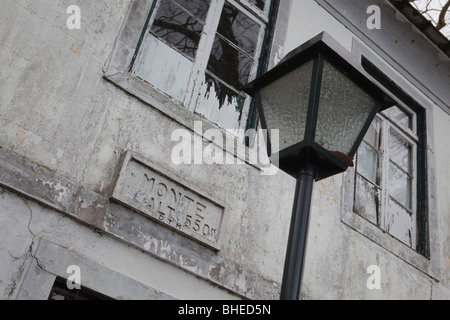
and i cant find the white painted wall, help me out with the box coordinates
[284,0,353,53]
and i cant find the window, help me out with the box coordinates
[129,0,278,133]
[352,58,429,257]
[355,105,418,247]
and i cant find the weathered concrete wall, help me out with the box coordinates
[0,187,242,300]
[1,0,449,300]
[0,0,294,299]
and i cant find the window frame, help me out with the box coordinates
[104,0,281,163]
[355,105,420,249]
[128,0,277,135]
[341,39,439,281]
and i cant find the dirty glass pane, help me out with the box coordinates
[248,0,266,10]
[173,0,211,21]
[386,200,414,247]
[354,174,381,225]
[151,0,205,58]
[207,36,254,90]
[382,105,413,131]
[357,142,379,184]
[389,129,412,173]
[217,2,261,56]
[389,163,412,209]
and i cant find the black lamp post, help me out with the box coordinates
[244,32,393,300]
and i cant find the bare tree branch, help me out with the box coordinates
[436,0,450,30]
[409,0,450,36]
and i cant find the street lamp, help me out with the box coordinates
[244,32,393,300]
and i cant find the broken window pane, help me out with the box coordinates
[151,0,206,58]
[217,2,261,56]
[173,0,211,21]
[207,36,254,90]
[354,174,381,225]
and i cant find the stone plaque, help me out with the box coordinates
[111,152,225,250]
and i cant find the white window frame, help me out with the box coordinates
[129,0,272,136]
[355,105,419,248]
[104,0,283,167]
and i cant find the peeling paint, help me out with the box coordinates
[54,181,69,203]
[209,262,226,281]
[272,46,284,66]
[76,200,107,230]
[235,271,247,293]
[17,130,26,145]
[75,42,84,56]
[70,42,84,56]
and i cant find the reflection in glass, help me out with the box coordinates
[205,1,262,104]
[203,74,244,110]
[389,163,412,209]
[173,0,211,21]
[207,36,254,90]
[196,74,246,131]
[151,0,207,58]
[217,3,260,56]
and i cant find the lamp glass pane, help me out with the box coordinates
[259,60,314,151]
[315,60,376,155]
